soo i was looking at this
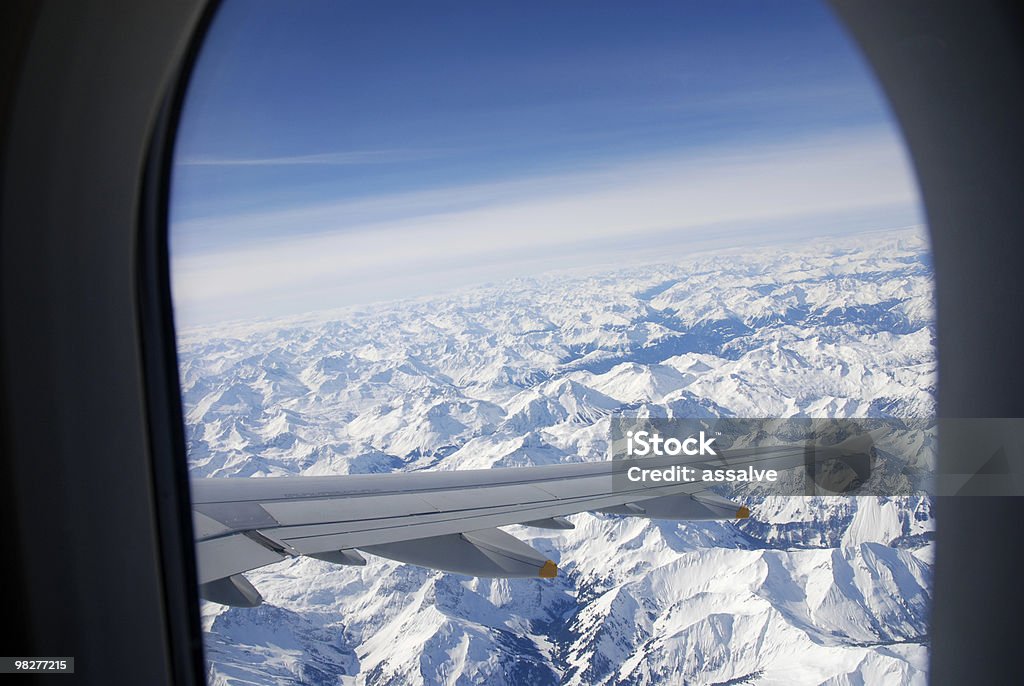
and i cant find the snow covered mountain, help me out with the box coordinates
[179,228,935,685]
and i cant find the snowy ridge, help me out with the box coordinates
[180,229,935,685]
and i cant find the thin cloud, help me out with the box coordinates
[171,126,924,327]
[177,148,443,167]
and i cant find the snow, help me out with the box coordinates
[180,228,935,684]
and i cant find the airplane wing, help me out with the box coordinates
[193,435,873,606]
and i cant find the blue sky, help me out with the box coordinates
[170,0,923,326]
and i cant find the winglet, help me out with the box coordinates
[735,506,750,519]
[539,560,558,578]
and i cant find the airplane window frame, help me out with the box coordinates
[2,1,1018,684]
[137,2,224,682]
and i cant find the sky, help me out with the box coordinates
[170,0,924,328]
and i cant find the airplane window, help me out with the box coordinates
[169,1,934,684]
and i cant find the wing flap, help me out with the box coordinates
[362,528,554,579]
[200,573,263,608]
[196,532,287,585]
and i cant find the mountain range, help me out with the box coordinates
[179,228,935,685]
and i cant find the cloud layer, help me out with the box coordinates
[170,127,923,327]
